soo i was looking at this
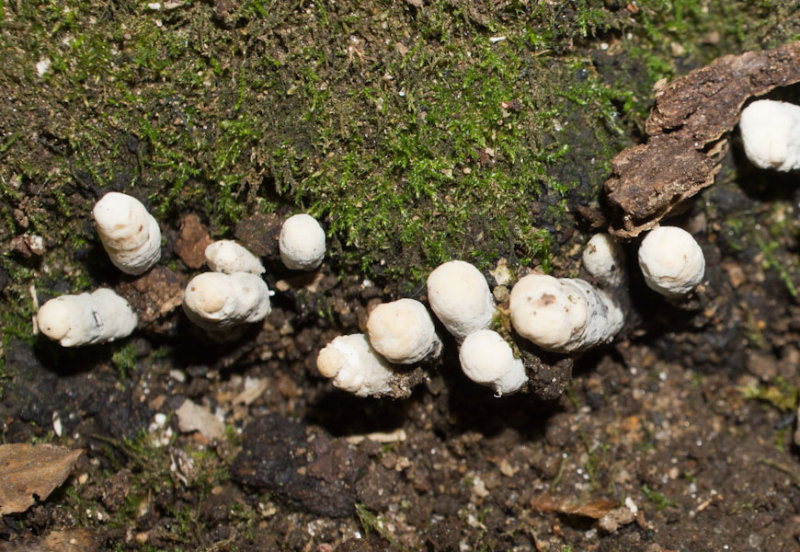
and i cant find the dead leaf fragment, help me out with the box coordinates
[0,443,83,515]
[529,493,618,519]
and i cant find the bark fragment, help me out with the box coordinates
[606,41,800,238]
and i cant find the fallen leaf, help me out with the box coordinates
[0,443,83,515]
[530,493,618,519]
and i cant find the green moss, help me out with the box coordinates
[111,341,138,381]
[740,376,800,413]
[641,483,675,510]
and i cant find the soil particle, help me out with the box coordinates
[234,212,283,259]
[173,213,213,269]
[355,463,398,511]
[427,516,461,551]
[198,484,245,526]
[334,538,389,552]
[1,529,103,552]
[116,265,186,327]
[99,468,132,512]
[231,413,366,517]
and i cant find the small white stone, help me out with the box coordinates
[317,334,395,397]
[582,233,625,286]
[638,226,705,297]
[93,192,161,275]
[36,58,51,77]
[426,260,495,341]
[279,214,326,270]
[459,329,527,396]
[740,99,800,171]
[183,272,270,332]
[175,399,225,441]
[205,240,264,274]
[366,298,441,364]
[36,288,138,347]
[509,274,623,353]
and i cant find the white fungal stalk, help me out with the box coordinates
[459,329,527,396]
[279,214,326,270]
[366,298,441,365]
[638,226,705,297]
[205,240,265,275]
[183,272,271,332]
[93,192,161,275]
[509,274,623,353]
[426,260,496,341]
[739,99,800,171]
[582,233,625,287]
[37,288,138,347]
[317,334,395,397]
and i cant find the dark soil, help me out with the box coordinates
[5,3,800,552]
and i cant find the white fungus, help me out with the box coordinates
[739,99,800,171]
[509,274,623,353]
[182,272,271,332]
[205,240,265,275]
[36,288,138,347]
[93,192,161,275]
[426,260,496,341]
[582,233,625,286]
[316,334,395,397]
[638,226,705,297]
[279,214,326,270]
[366,298,441,365]
[459,329,527,396]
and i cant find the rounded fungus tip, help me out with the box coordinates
[36,298,73,341]
[582,233,625,286]
[739,99,800,172]
[459,329,527,396]
[183,272,271,332]
[426,260,495,341]
[509,274,623,353]
[638,226,705,297]
[205,240,265,275]
[36,288,138,347]
[316,334,395,397]
[279,214,326,271]
[92,192,161,275]
[366,298,441,364]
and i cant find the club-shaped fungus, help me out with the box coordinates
[638,226,705,297]
[366,298,442,365]
[426,260,496,341]
[582,233,625,287]
[459,329,527,396]
[509,274,623,353]
[316,334,395,397]
[93,192,161,275]
[205,240,265,275]
[739,99,800,171]
[279,214,326,271]
[37,288,138,347]
[183,272,271,332]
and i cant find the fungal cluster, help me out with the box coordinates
[36,86,797,404]
[36,192,326,347]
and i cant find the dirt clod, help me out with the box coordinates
[231,414,366,517]
[173,214,213,269]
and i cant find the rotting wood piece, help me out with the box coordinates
[606,41,800,238]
